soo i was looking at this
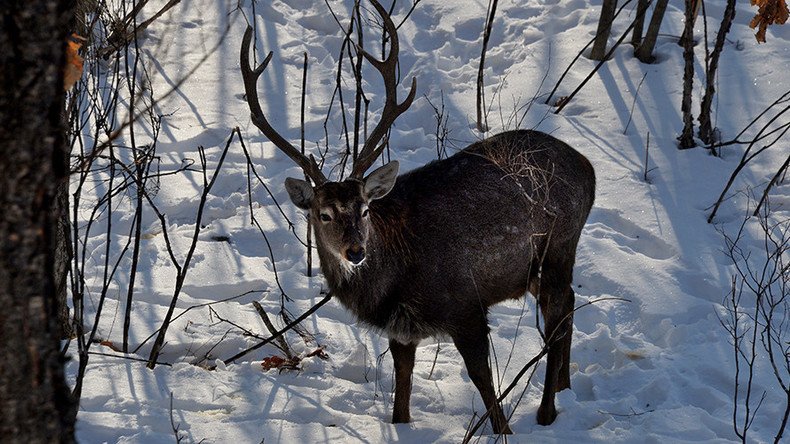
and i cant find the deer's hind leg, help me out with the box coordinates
[534,254,575,426]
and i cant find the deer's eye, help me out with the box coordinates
[320,213,332,222]
[361,208,369,218]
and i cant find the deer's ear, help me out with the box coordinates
[363,161,399,201]
[285,177,314,210]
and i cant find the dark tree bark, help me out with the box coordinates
[678,0,701,47]
[476,0,499,133]
[54,143,73,339]
[678,0,697,148]
[698,0,737,145]
[635,0,669,63]
[0,0,77,442]
[631,0,651,47]
[591,0,618,61]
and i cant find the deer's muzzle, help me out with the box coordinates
[345,246,366,265]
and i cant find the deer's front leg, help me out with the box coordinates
[390,339,417,423]
[453,321,513,435]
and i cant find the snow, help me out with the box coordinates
[68,0,790,442]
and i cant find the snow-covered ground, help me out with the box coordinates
[68,0,790,442]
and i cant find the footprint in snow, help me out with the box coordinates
[584,207,677,261]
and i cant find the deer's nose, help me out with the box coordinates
[345,246,366,264]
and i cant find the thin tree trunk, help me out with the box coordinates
[0,0,77,441]
[678,0,697,149]
[698,0,736,145]
[591,0,618,61]
[678,0,701,46]
[631,0,650,47]
[476,0,498,133]
[635,0,669,63]
[301,52,313,277]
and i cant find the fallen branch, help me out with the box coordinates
[253,301,294,360]
[223,291,333,365]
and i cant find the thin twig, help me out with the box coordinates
[624,72,648,135]
[146,129,235,368]
[753,154,790,217]
[132,290,258,354]
[707,109,790,222]
[706,90,790,151]
[427,342,441,379]
[643,131,657,182]
[87,351,172,367]
[170,391,184,443]
[209,307,265,341]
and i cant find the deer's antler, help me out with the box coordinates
[240,26,327,185]
[350,0,418,179]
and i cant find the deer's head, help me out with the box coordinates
[285,162,399,266]
[241,0,415,267]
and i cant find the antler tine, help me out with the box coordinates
[350,0,418,179]
[241,26,327,185]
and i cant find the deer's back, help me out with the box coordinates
[391,130,594,248]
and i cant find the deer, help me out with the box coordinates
[241,0,595,435]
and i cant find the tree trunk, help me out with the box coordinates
[591,0,618,61]
[678,0,701,47]
[476,0,499,133]
[635,0,669,63]
[631,0,651,48]
[678,0,697,149]
[54,142,73,339]
[0,0,77,442]
[698,0,737,145]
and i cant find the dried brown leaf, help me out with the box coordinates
[750,0,789,43]
[64,34,85,90]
